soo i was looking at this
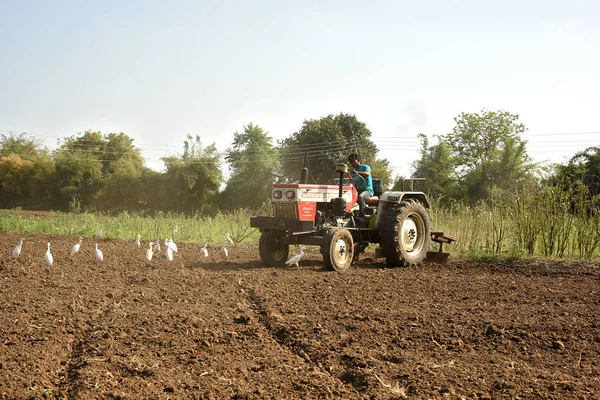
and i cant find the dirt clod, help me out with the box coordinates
[552,340,565,350]
[485,324,504,336]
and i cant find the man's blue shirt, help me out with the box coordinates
[352,164,374,196]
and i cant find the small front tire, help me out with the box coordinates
[259,232,289,267]
[322,228,354,271]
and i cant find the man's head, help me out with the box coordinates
[348,153,361,168]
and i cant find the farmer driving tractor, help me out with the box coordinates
[347,153,373,219]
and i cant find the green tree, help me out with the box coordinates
[0,133,55,209]
[221,123,279,209]
[58,131,144,174]
[400,134,458,201]
[100,159,145,211]
[0,132,45,158]
[53,149,103,209]
[54,130,146,210]
[446,109,536,202]
[161,135,223,213]
[137,168,163,211]
[551,146,600,196]
[280,113,391,185]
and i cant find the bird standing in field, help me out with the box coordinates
[95,244,103,261]
[223,245,228,259]
[44,243,53,267]
[12,238,24,258]
[71,237,83,256]
[200,243,208,257]
[94,226,103,238]
[226,233,234,247]
[285,247,305,269]
[168,239,178,253]
[153,240,161,255]
[135,234,141,249]
[146,242,154,261]
[166,246,174,262]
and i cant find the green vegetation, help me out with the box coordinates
[279,113,392,185]
[2,179,598,261]
[409,109,539,205]
[1,109,599,261]
[0,204,270,246]
[431,182,600,260]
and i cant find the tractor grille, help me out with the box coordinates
[273,202,297,219]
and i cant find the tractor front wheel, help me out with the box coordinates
[322,228,354,271]
[259,232,289,267]
[380,200,431,267]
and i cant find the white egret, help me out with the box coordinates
[94,226,103,238]
[166,246,174,262]
[95,244,103,261]
[168,239,178,253]
[226,233,234,247]
[146,242,154,261]
[12,238,24,258]
[200,244,208,257]
[223,245,228,259]
[71,237,83,256]
[135,234,141,249]
[285,247,305,269]
[153,240,161,255]
[44,243,53,267]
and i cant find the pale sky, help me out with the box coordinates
[1,0,599,177]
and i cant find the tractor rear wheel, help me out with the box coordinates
[380,200,431,267]
[259,232,289,267]
[322,228,354,271]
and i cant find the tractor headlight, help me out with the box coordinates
[285,190,296,200]
[273,190,283,199]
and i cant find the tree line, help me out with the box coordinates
[0,110,598,214]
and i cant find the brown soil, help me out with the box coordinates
[0,232,598,399]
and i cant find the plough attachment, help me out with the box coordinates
[425,231,458,263]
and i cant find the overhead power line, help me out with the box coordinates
[1,131,598,167]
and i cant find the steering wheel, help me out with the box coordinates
[347,171,367,191]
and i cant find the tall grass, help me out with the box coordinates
[2,188,599,261]
[0,208,264,245]
[432,182,600,260]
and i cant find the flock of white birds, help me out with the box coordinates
[9,227,240,267]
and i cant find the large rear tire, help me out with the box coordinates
[259,232,289,267]
[322,228,354,271]
[380,200,431,267]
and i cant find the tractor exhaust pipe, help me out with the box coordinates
[331,163,348,216]
[336,163,348,198]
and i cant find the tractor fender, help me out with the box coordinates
[374,191,430,228]
[379,191,430,209]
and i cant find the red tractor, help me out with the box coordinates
[250,162,454,271]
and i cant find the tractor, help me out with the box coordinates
[250,161,455,271]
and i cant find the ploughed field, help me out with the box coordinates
[0,232,599,399]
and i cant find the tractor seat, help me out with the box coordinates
[366,196,379,205]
